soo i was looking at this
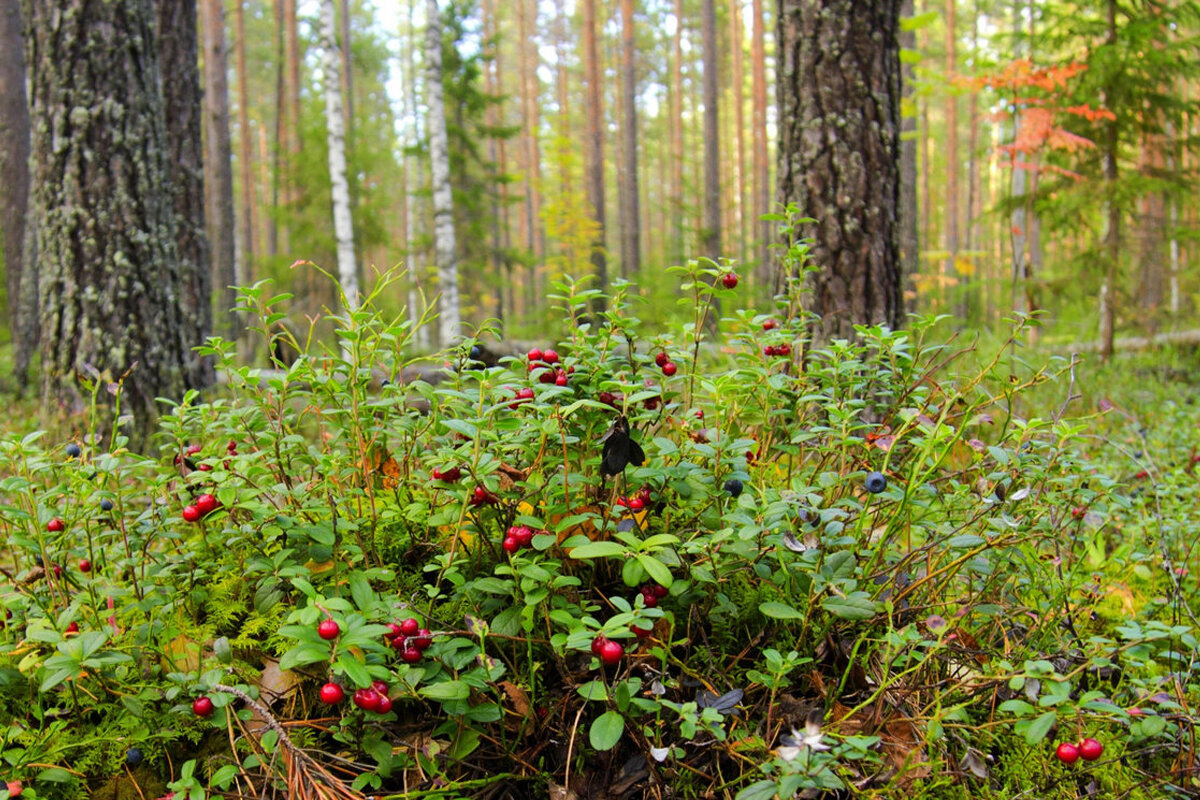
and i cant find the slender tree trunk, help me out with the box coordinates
[320,0,358,309]
[268,0,283,258]
[584,0,608,310]
[898,0,918,301]
[1099,0,1119,361]
[962,0,980,321]
[0,0,33,386]
[730,0,747,265]
[517,0,542,262]
[158,0,214,380]
[751,0,770,285]
[1008,1,1027,317]
[426,0,459,345]
[339,0,354,136]
[234,1,255,302]
[200,0,238,341]
[620,0,641,275]
[24,0,207,444]
[701,0,721,259]
[943,0,959,315]
[672,0,685,258]
[1139,132,1165,333]
[777,0,904,342]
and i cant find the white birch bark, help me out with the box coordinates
[320,0,358,310]
[425,0,460,346]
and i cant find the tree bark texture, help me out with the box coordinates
[776,0,904,341]
[584,0,607,309]
[701,0,721,259]
[425,0,460,346]
[898,0,919,301]
[0,0,34,386]
[157,0,214,386]
[320,0,359,310]
[234,0,255,296]
[751,0,770,285]
[200,0,238,341]
[671,0,685,258]
[24,0,208,442]
[730,0,747,265]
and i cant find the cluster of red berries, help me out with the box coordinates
[641,378,662,410]
[432,465,462,482]
[385,617,434,663]
[1071,506,1087,520]
[469,485,499,507]
[639,583,669,608]
[590,635,624,666]
[654,351,678,377]
[182,492,220,523]
[616,485,653,512]
[351,679,396,714]
[763,343,792,357]
[527,348,571,387]
[502,525,536,553]
[1055,737,1104,764]
[509,386,535,409]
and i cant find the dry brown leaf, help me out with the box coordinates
[500,680,531,716]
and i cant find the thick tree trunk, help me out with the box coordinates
[24,0,208,444]
[751,0,770,285]
[620,0,640,276]
[584,0,607,309]
[157,0,214,384]
[0,0,34,387]
[426,0,459,346]
[898,0,919,300]
[320,0,358,310]
[200,0,239,341]
[776,0,904,342]
[701,0,721,259]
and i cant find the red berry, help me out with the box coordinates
[655,351,669,367]
[319,682,344,704]
[317,618,340,640]
[527,348,543,362]
[598,391,616,406]
[599,639,624,666]
[518,387,534,399]
[186,443,202,456]
[1055,741,1080,764]
[78,559,91,573]
[763,345,776,356]
[198,463,212,472]
[471,486,488,505]
[1071,506,1087,520]
[721,273,739,289]
[47,517,65,533]
[352,688,381,711]
[400,617,420,637]
[514,526,534,547]
[640,592,658,609]
[413,629,433,650]
[402,646,423,663]
[638,486,652,503]
[777,343,791,356]
[5,780,22,798]
[192,696,214,718]
[385,622,403,640]
[662,362,677,377]
[591,635,607,656]
[390,635,408,651]
[371,679,389,696]
[182,505,201,523]
[555,370,568,387]
[1078,738,1104,761]
[632,624,653,639]
[53,564,63,577]
[763,319,778,330]
[65,621,79,633]
[375,693,394,714]
[643,396,659,410]
[651,584,669,599]
[628,496,645,511]
[503,536,519,553]
[195,493,218,516]
[542,349,560,364]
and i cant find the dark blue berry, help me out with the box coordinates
[65,443,81,458]
[723,478,744,497]
[100,498,114,512]
[125,747,144,766]
[865,472,887,494]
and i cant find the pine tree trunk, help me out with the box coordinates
[426,0,459,346]
[234,1,255,303]
[701,0,721,260]
[671,0,686,259]
[898,0,919,301]
[0,0,34,387]
[776,0,904,342]
[157,0,214,383]
[751,0,770,286]
[584,0,608,311]
[620,0,641,276]
[1099,0,1119,361]
[517,0,542,264]
[943,0,959,314]
[729,0,747,267]
[200,0,238,342]
[24,0,208,444]
[320,0,358,310]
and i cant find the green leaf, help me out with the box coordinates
[737,780,782,800]
[577,681,609,701]
[759,601,805,620]
[278,644,331,672]
[420,680,471,701]
[1025,711,1058,744]
[335,654,371,688]
[589,710,625,751]
[35,767,74,783]
[636,554,674,587]
[822,593,877,620]
[569,541,626,559]
[348,572,378,613]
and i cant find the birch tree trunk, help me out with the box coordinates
[320,0,359,310]
[425,0,460,346]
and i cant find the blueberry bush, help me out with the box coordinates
[2,245,1199,799]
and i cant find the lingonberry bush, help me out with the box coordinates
[1,231,1199,798]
